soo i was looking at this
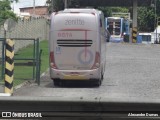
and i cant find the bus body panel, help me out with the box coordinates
[53,30,96,70]
[49,9,106,82]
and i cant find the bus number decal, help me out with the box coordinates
[58,32,72,38]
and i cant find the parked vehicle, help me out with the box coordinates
[105,17,130,42]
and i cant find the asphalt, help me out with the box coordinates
[1,42,160,101]
[0,71,50,95]
[0,84,4,93]
[8,42,160,101]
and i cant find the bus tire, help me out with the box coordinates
[94,79,101,87]
[53,79,60,86]
[101,73,104,80]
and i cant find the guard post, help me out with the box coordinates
[132,0,137,43]
[4,39,14,95]
[132,27,137,43]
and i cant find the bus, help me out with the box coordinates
[105,17,130,42]
[49,9,106,86]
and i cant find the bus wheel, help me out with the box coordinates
[94,79,101,87]
[101,67,105,80]
[53,79,60,86]
[101,73,104,80]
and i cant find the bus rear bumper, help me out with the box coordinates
[50,68,101,80]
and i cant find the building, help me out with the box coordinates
[19,6,48,17]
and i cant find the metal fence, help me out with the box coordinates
[14,38,41,84]
[0,17,49,41]
[0,38,42,93]
[0,17,49,93]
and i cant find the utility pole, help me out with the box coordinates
[155,0,158,43]
[33,0,35,17]
[51,0,54,13]
[151,0,158,43]
[64,0,68,8]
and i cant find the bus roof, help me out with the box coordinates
[58,8,102,14]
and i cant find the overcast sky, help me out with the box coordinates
[12,0,47,13]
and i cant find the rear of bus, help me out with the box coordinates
[106,17,124,42]
[49,9,103,86]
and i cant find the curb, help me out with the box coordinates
[0,68,50,93]
[40,68,49,78]
[14,68,50,90]
[14,81,33,90]
[0,93,11,96]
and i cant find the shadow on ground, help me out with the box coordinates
[45,80,101,88]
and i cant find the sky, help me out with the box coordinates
[11,0,47,14]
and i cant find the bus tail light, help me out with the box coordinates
[50,51,58,69]
[91,52,100,69]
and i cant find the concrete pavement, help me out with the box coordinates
[12,43,160,101]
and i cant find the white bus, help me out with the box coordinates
[49,8,106,86]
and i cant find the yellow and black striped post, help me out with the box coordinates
[4,39,14,94]
[132,27,137,43]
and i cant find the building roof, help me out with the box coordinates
[19,6,48,16]
[19,6,48,10]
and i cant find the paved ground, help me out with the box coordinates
[0,84,3,93]
[3,43,160,100]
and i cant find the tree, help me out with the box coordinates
[0,0,18,26]
[98,7,129,17]
[137,7,155,32]
[46,0,64,14]
[45,0,160,32]
[68,0,80,8]
[46,0,82,13]
[98,7,112,17]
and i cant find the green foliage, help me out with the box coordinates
[138,7,155,32]
[68,0,80,8]
[156,0,160,17]
[46,0,160,32]
[0,0,17,26]
[46,0,52,14]
[14,40,49,86]
[98,7,129,17]
[98,7,112,17]
[53,0,64,11]
[11,0,19,3]
[110,7,129,13]
[46,0,64,14]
